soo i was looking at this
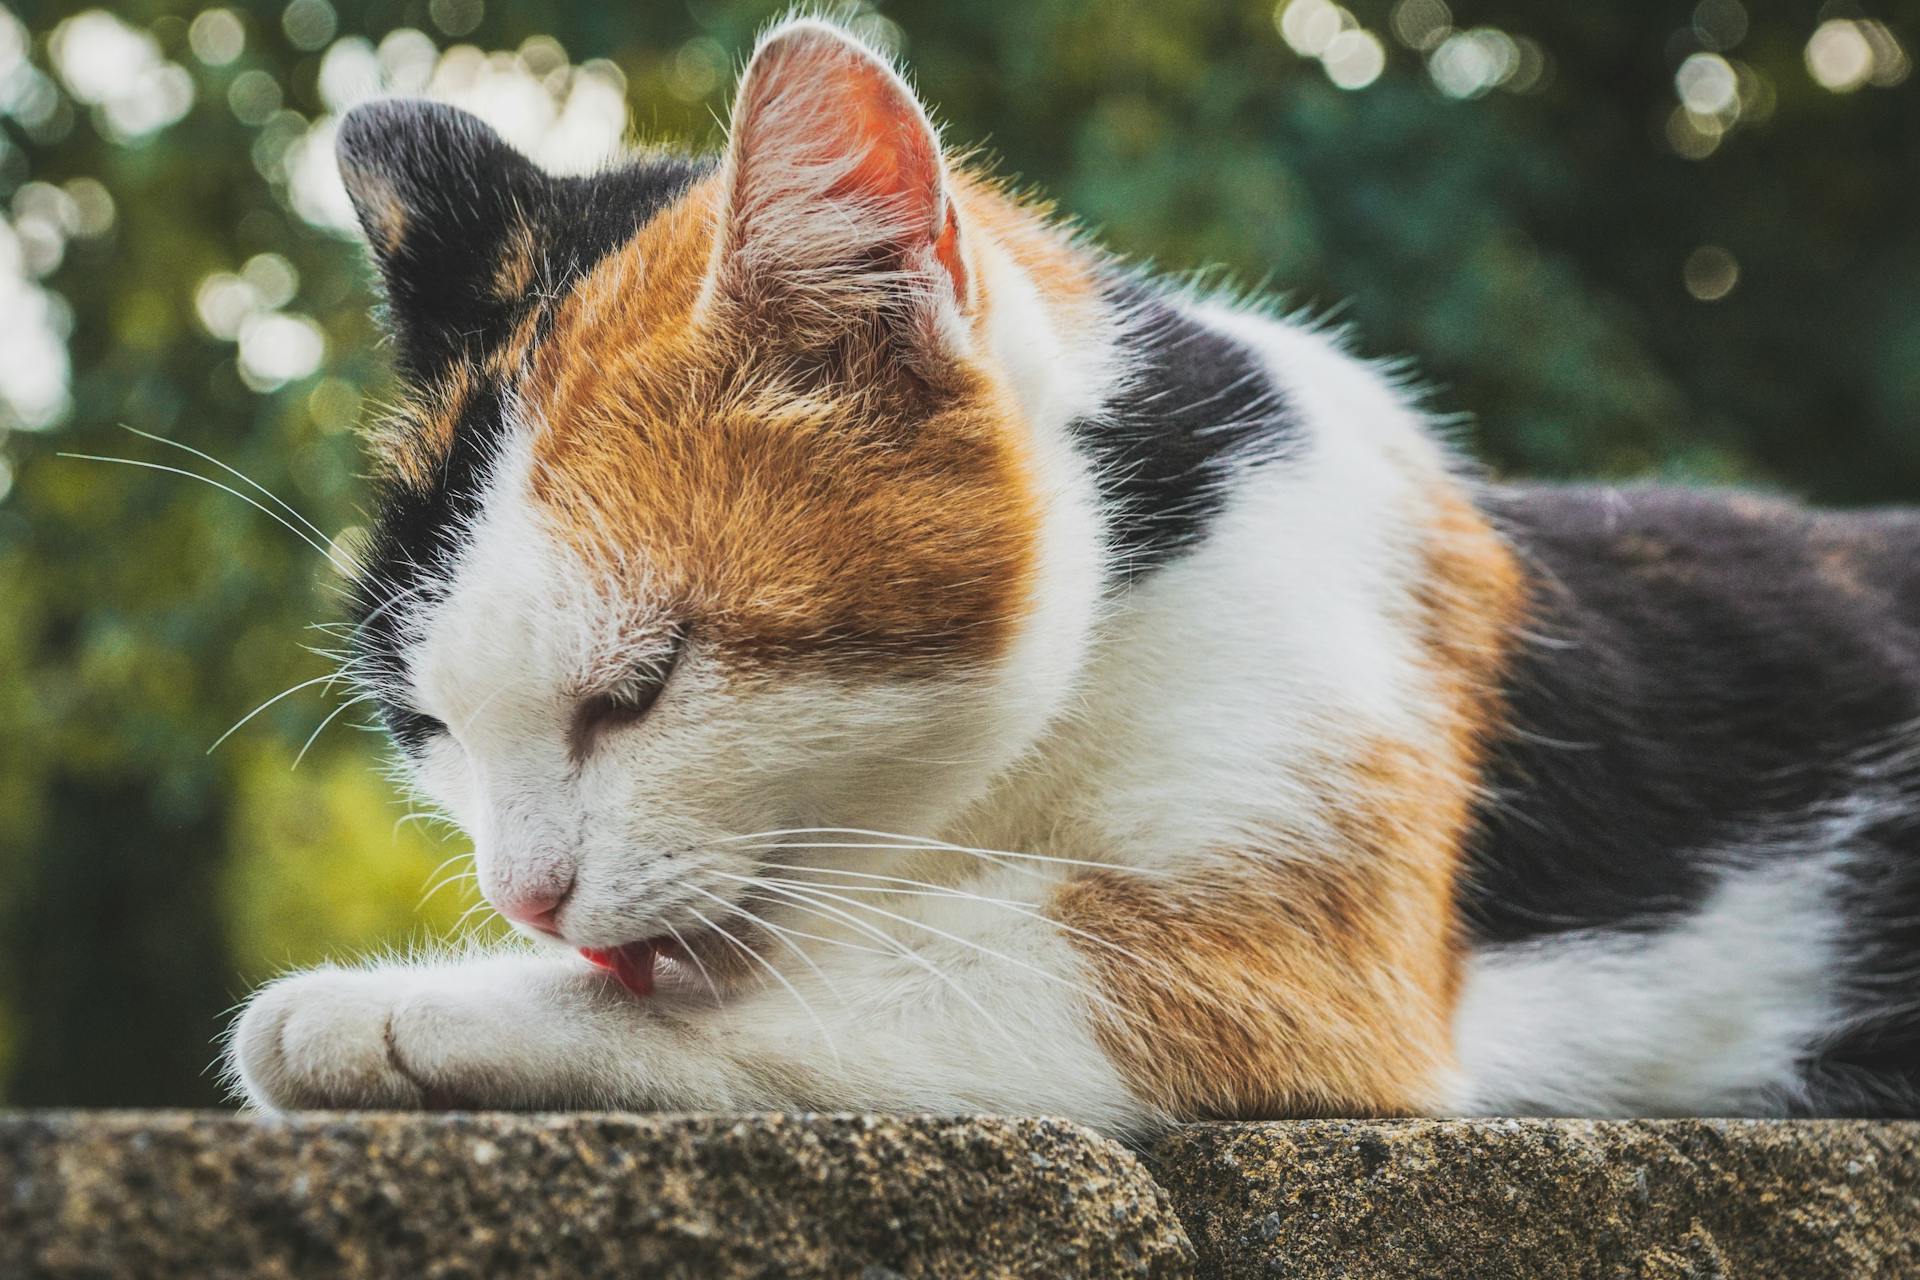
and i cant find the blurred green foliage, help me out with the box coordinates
[0,0,1914,1105]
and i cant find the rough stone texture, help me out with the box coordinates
[1,1111,1192,1279]
[1149,1118,1920,1279]
[8,1114,1920,1279]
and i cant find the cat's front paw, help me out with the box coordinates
[233,964,586,1111]
[231,967,443,1110]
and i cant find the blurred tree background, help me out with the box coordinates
[0,0,1914,1106]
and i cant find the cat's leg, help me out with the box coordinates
[226,908,1154,1130]
[231,854,1465,1126]
[229,950,771,1112]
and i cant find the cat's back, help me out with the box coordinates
[1482,484,1920,828]
[1494,483,1920,656]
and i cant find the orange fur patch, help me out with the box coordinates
[368,361,472,492]
[522,176,1045,668]
[1053,824,1460,1119]
[1412,487,1529,763]
[483,305,545,385]
[491,216,539,303]
[343,170,409,257]
[1054,488,1527,1119]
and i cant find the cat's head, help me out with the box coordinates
[338,19,1101,959]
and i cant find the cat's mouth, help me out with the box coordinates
[576,895,758,1001]
[579,938,667,998]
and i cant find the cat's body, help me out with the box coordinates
[229,19,1920,1129]
[1465,487,1920,1116]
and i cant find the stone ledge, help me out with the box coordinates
[1150,1118,1920,1279]
[2,1111,1190,1279]
[5,1113,1918,1279]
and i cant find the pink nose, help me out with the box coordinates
[496,880,574,936]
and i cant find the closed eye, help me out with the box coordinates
[388,706,448,752]
[571,629,685,761]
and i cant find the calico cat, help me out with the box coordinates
[227,17,1920,1128]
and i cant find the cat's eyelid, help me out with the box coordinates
[624,624,688,689]
[571,627,687,760]
[390,705,449,753]
[609,674,666,707]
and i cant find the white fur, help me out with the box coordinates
[1452,852,1851,1116]
[961,304,1445,872]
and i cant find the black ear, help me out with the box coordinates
[336,100,549,378]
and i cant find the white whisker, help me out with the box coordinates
[56,452,351,572]
[684,902,842,1069]
[754,867,1156,968]
[119,425,336,550]
[452,898,501,939]
[292,690,373,769]
[661,921,726,1010]
[417,867,476,911]
[723,873,1130,1021]
[765,863,1028,902]
[393,810,456,839]
[208,672,350,754]
[725,826,1168,876]
[687,883,845,1004]
[734,877,1030,1056]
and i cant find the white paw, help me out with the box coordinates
[231,967,431,1110]
[233,965,576,1111]
[230,956,666,1112]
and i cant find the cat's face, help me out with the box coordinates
[339,21,1087,956]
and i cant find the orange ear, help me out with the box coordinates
[718,19,968,315]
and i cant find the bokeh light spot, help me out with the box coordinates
[1859,21,1912,88]
[667,37,726,101]
[0,218,74,429]
[306,376,361,433]
[1692,0,1748,52]
[1323,30,1386,90]
[242,253,299,310]
[194,271,257,340]
[49,11,153,106]
[1683,245,1739,300]
[317,36,380,111]
[518,34,568,78]
[1806,19,1874,92]
[62,177,115,237]
[1666,106,1724,160]
[429,0,485,39]
[1676,52,1738,116]
[188,9,246,66]
[1277,0,1348,58]
[282,0,338,54]
[0,8,27,84]
[1390,0,1451,52]
[228,68,283,125]
[48,10,195,142]
[238,311,326,389]
[1429,28,1518,99]
[378,28,438,94]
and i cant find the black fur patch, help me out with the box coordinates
[1072,279,1299,578]
[1465,485,1920,1111]
[350,375,507,748]
[1805,815,1920,1116]
[337,100,711,380]
[338,102,712,742]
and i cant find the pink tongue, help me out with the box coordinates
[580,941,659,998]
